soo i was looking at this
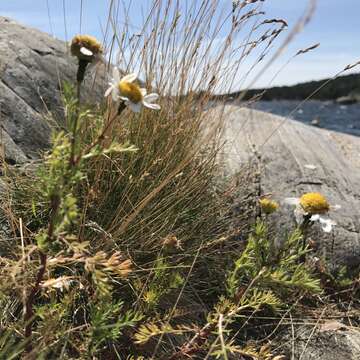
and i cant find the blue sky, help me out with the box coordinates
[2,0,359,88]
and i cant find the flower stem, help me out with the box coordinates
[299,214,312,262]
[24,251,47,353]
[24,194,60,353]
[70,59,89,167]
[70,79,83,167]
[75,102,126,165]
[76,59,89,83]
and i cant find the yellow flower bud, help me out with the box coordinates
[259,198,279,214]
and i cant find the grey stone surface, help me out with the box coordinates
[0,128,28,164]
[277,326,360,360]
[0,16,106,162]
[216,105,360,272]
[213,105,360,359]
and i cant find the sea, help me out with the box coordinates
[247,100,360,137]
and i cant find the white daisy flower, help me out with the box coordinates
[105,68,161,113]
[285,192,340,233]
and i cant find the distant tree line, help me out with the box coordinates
[216,73,360,101]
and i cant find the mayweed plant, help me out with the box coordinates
[285,192,339,233]
[0,1,357,359]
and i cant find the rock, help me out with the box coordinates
[213,105,360,359]
[0,129,28,165]
[336,93,360,105]
[311,117,320,126]
[277,325,360,360]
[0,16,106,162]
[336,96,357,105]
[215,105,360,272]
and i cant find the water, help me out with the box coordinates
[248,100,360,137]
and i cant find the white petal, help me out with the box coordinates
[111,88,119,101]
[127,101,142,113]
[112,67,120,82]
[284,197,300,206]
[143,93,159,102]
[104,85,114,98]
[80,47,93,56]
[310,214,320,222]
[121,73,137,83]
[140,88,147,96]
[319,216,336,233]
[143,101,161,110]
[119,95,129,101]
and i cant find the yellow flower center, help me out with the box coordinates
[259,198,279,214]
[299,192,330,214]
[71,34,103,59]
[118,81,143,103]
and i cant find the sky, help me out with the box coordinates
[1,0,359,89]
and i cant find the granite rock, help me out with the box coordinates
[0,16,106,162]
[216,105,360,272]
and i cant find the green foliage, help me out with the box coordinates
[227,221,321,300]
[173,222,322,360]
[139,257,185,310]
[134,322,191,345]
[0,329,25,360]
[0,74,139,358]
[0,54,225,359]
[88,299,143,355]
